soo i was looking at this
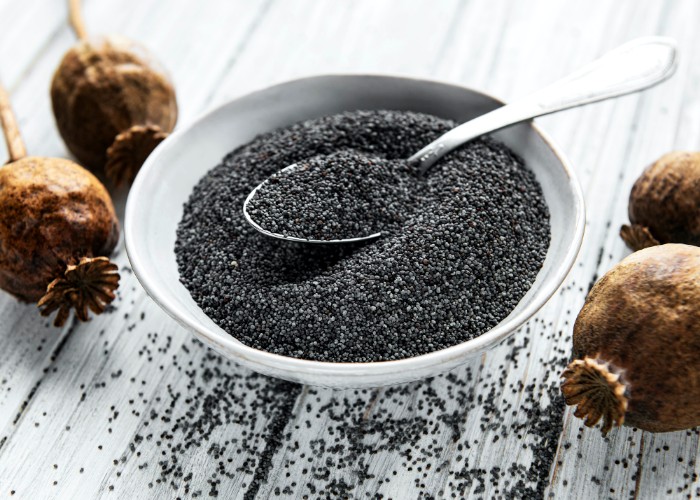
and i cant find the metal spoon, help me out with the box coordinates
[244,36,678,244]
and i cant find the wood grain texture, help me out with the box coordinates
[0,0,698,498]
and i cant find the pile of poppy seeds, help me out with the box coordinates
[245,151,419,240]
[176,110,551,362]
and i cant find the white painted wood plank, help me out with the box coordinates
[0,0,275,491]
[0,0,66,90]
[0,303,63,443]
[0,0,81,453]
[0,0,268,422]
[547,1,700,498]
[209,0,463,105]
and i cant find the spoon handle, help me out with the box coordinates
[410,36,678,174]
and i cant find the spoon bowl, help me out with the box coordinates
[242,162,382,244]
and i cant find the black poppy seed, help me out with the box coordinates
[175,110,550,362]
[247,151,418,241]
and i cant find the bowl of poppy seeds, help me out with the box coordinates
[125,74,585,387]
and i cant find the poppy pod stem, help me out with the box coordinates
[0,83,27,162]
[69,0,89,41]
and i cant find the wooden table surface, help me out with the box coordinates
[1,0,699,498]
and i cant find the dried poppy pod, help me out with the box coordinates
[561,244,700,434]
[620,151,700,251]
[0,83,120,326]
[51,0,177,185]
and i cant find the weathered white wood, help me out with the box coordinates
[0,1,67,91]
[546,1,700,498]
[211,0,463,104]
[0,0,698,498]
[0,1,281,498]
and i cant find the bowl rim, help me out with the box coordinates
[125,73,586,378]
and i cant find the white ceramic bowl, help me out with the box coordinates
[125,74,585,388]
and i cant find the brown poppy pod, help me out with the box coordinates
[561,244,700,433]
[620,152,700,250]
[51,0,177,185]
[0,83,119,326]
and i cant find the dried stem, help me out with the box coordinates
[561,356,629,435]
[69,0,88,40]
[0,83,27,162]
